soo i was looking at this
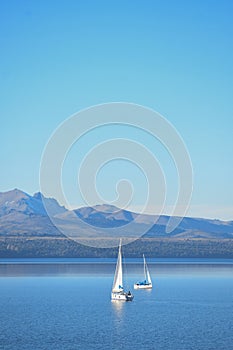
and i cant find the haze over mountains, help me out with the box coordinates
[0,189,233,239]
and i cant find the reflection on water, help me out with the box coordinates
[141,288,152,294]
[111,300,124,315]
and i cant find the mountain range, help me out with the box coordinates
[0,188,233,239]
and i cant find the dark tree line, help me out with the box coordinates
[0,237,233,258]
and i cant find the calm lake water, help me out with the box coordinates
[0,259,233,350]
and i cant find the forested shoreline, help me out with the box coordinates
[1,237,233,258]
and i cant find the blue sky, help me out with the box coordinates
[0,0,233,219]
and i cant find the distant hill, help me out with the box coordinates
[0,188,233,239]
[0,189,64,237]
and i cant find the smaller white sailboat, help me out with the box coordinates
[111,239,134,301]
[134,254,152,289]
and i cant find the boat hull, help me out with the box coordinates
[134,283,152,290]
[111,292,134,301]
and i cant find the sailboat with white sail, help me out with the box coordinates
[134,254,152,289]
[111,239,134,301]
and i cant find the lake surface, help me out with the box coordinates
[0,259,233,350]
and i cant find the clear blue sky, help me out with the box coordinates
[0,0,232,219]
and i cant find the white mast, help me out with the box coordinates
[112,239,123,293]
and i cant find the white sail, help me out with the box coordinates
[146,264,152,285]
[134,254,152,289]
[143,254,152,285]
[143,254,147,281]
[112,239,123,292]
